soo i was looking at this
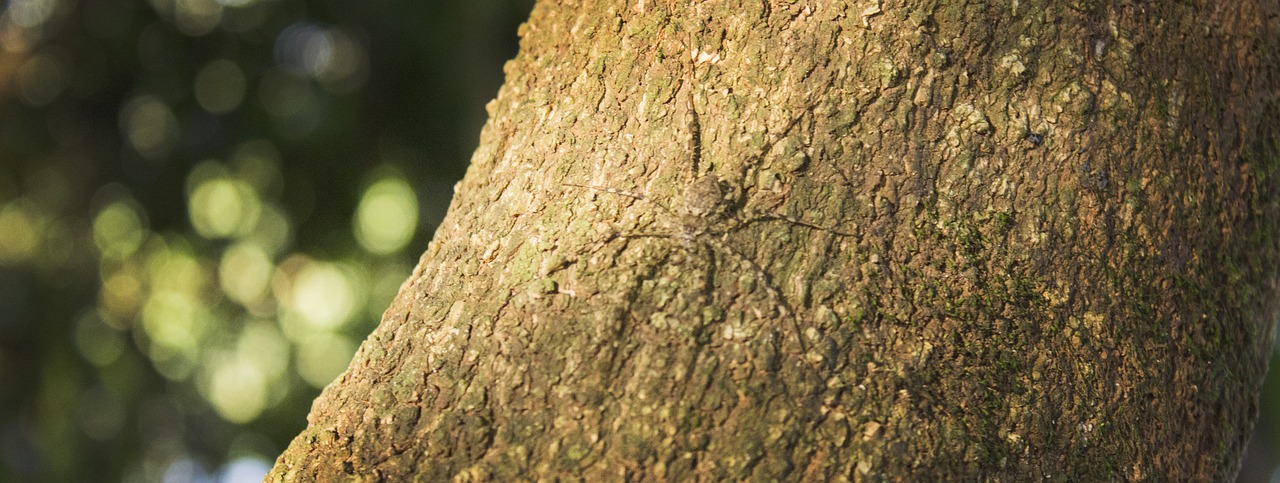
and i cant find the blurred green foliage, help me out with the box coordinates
[0,0,532,480]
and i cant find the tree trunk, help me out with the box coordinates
[270,0,1280,480]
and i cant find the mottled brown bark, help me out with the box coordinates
[270,0,1280,480]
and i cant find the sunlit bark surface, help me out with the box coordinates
[271,1,1280,480]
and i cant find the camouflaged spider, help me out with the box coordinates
[565,79,854,362]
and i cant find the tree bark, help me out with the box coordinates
[270,0,1280,480]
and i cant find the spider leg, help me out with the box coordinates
[740,209,859,238]
[682,68,703,174]
[564,183,681,218]
[698,241,717,305]
[697,232,811,357]
[736,100,821,177]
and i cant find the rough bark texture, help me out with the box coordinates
[271,1,1280,480]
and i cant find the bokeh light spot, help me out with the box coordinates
[141,290,205,356]
[173,0,223,36]
[93,200,146,259]
[218,243,273,307]
[228,140,282,196]
[257,68,321,137]
[99,266,145,321]
[161,457,212,483]
[0,200,42,264]
[237,321,289,379]
[120,95,180,159]
[286,261,357,330]
[215,456,272,483]
[145,238,209,298]
[149,345,198,381]
[274,23,367,92]
[242,204,291,258]
[6,0,61,28]
[185,158,228,192]
[205,358,267,423]
[189,177,261,239]
[274,23,328,77]
[74,311,126,367]
[354,176,418,255]
[256,69,311,118]
[76,385,126,441]
[16,52,66,106]
[295,332,355,389]
[194,59,246,114]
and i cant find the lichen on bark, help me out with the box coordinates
[270,1,1280,480]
